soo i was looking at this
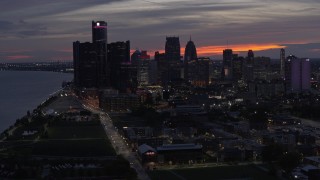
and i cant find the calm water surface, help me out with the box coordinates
[0,71,73,133]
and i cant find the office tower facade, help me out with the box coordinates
[301,58,311,91]
[222,49,233,80]
[137,60,150,86]
[285,55,311,93]
[155,51,166,84]
[108,41,131,90]
[162,37,182,84]
[92,21,107,43]
[280,48,285,77]
[73,41,108,88]
[133,50,151,86]
[119,64,138,93]
[184,38,197,62]
[185,57,210,86]
[73,20,109,89]
[91,21,109,88]
[232,56,244,81]
[165,37,181,61]
[242,50,255,82]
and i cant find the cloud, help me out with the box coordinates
[0,20,48,38]
[0,0,320,62]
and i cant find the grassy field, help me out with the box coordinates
[47,125,106,139]
[34,121,116,156]
[149,165,276,180]
[32,139,116,156]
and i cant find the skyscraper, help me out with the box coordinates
[242,50,254,82]
[108,40,131,90]
[285,55,310,93]
[92,21,107,43]
[232,56,244,81]
[165,37,180,61]
[280,48,285,77]
[73,20,109,89]
[184,37,197,62]
[247,50,254,65]
[155,51,166,84]
[301,58,311,91]
[73,41,108,88]
[222,49,233,80]
[92,21,109,88]
[163,37,182,83]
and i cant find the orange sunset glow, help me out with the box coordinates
[6,55,33,60]
[133,43,287,58]
[195,44,287,56]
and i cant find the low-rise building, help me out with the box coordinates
[156,143,203,164]
[100,94,140,112]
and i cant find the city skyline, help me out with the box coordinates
[0,0,320,62]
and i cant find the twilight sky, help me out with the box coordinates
[0,0,319,62]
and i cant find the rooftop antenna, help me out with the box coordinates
[227,40,229,49]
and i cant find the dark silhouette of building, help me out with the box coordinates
[155,51,166,84]
[73,20,109,89]
[131,50,151,66]
[164,37,182,83]
[247,50,254,65]
[232,56,244,81]
[73,41,108,88]
[92,21,107,43]
[185,57,210,86]
[108,40,131,91]
[184,37,197,62]
[242,50,255,82]
[280,48,285,78]
[131,50,141,66]
[165,37,181,62]
[222,49,233,80]
[285,55,311,93]
[119,63,138,93]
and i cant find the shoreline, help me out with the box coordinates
[0,89,64,139]
[0,69,73,74]
[0,71,73,135]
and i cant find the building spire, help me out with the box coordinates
[190,35,192,41]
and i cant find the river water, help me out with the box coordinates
[0,71,73,133]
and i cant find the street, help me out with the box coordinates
[82,104,151,180]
